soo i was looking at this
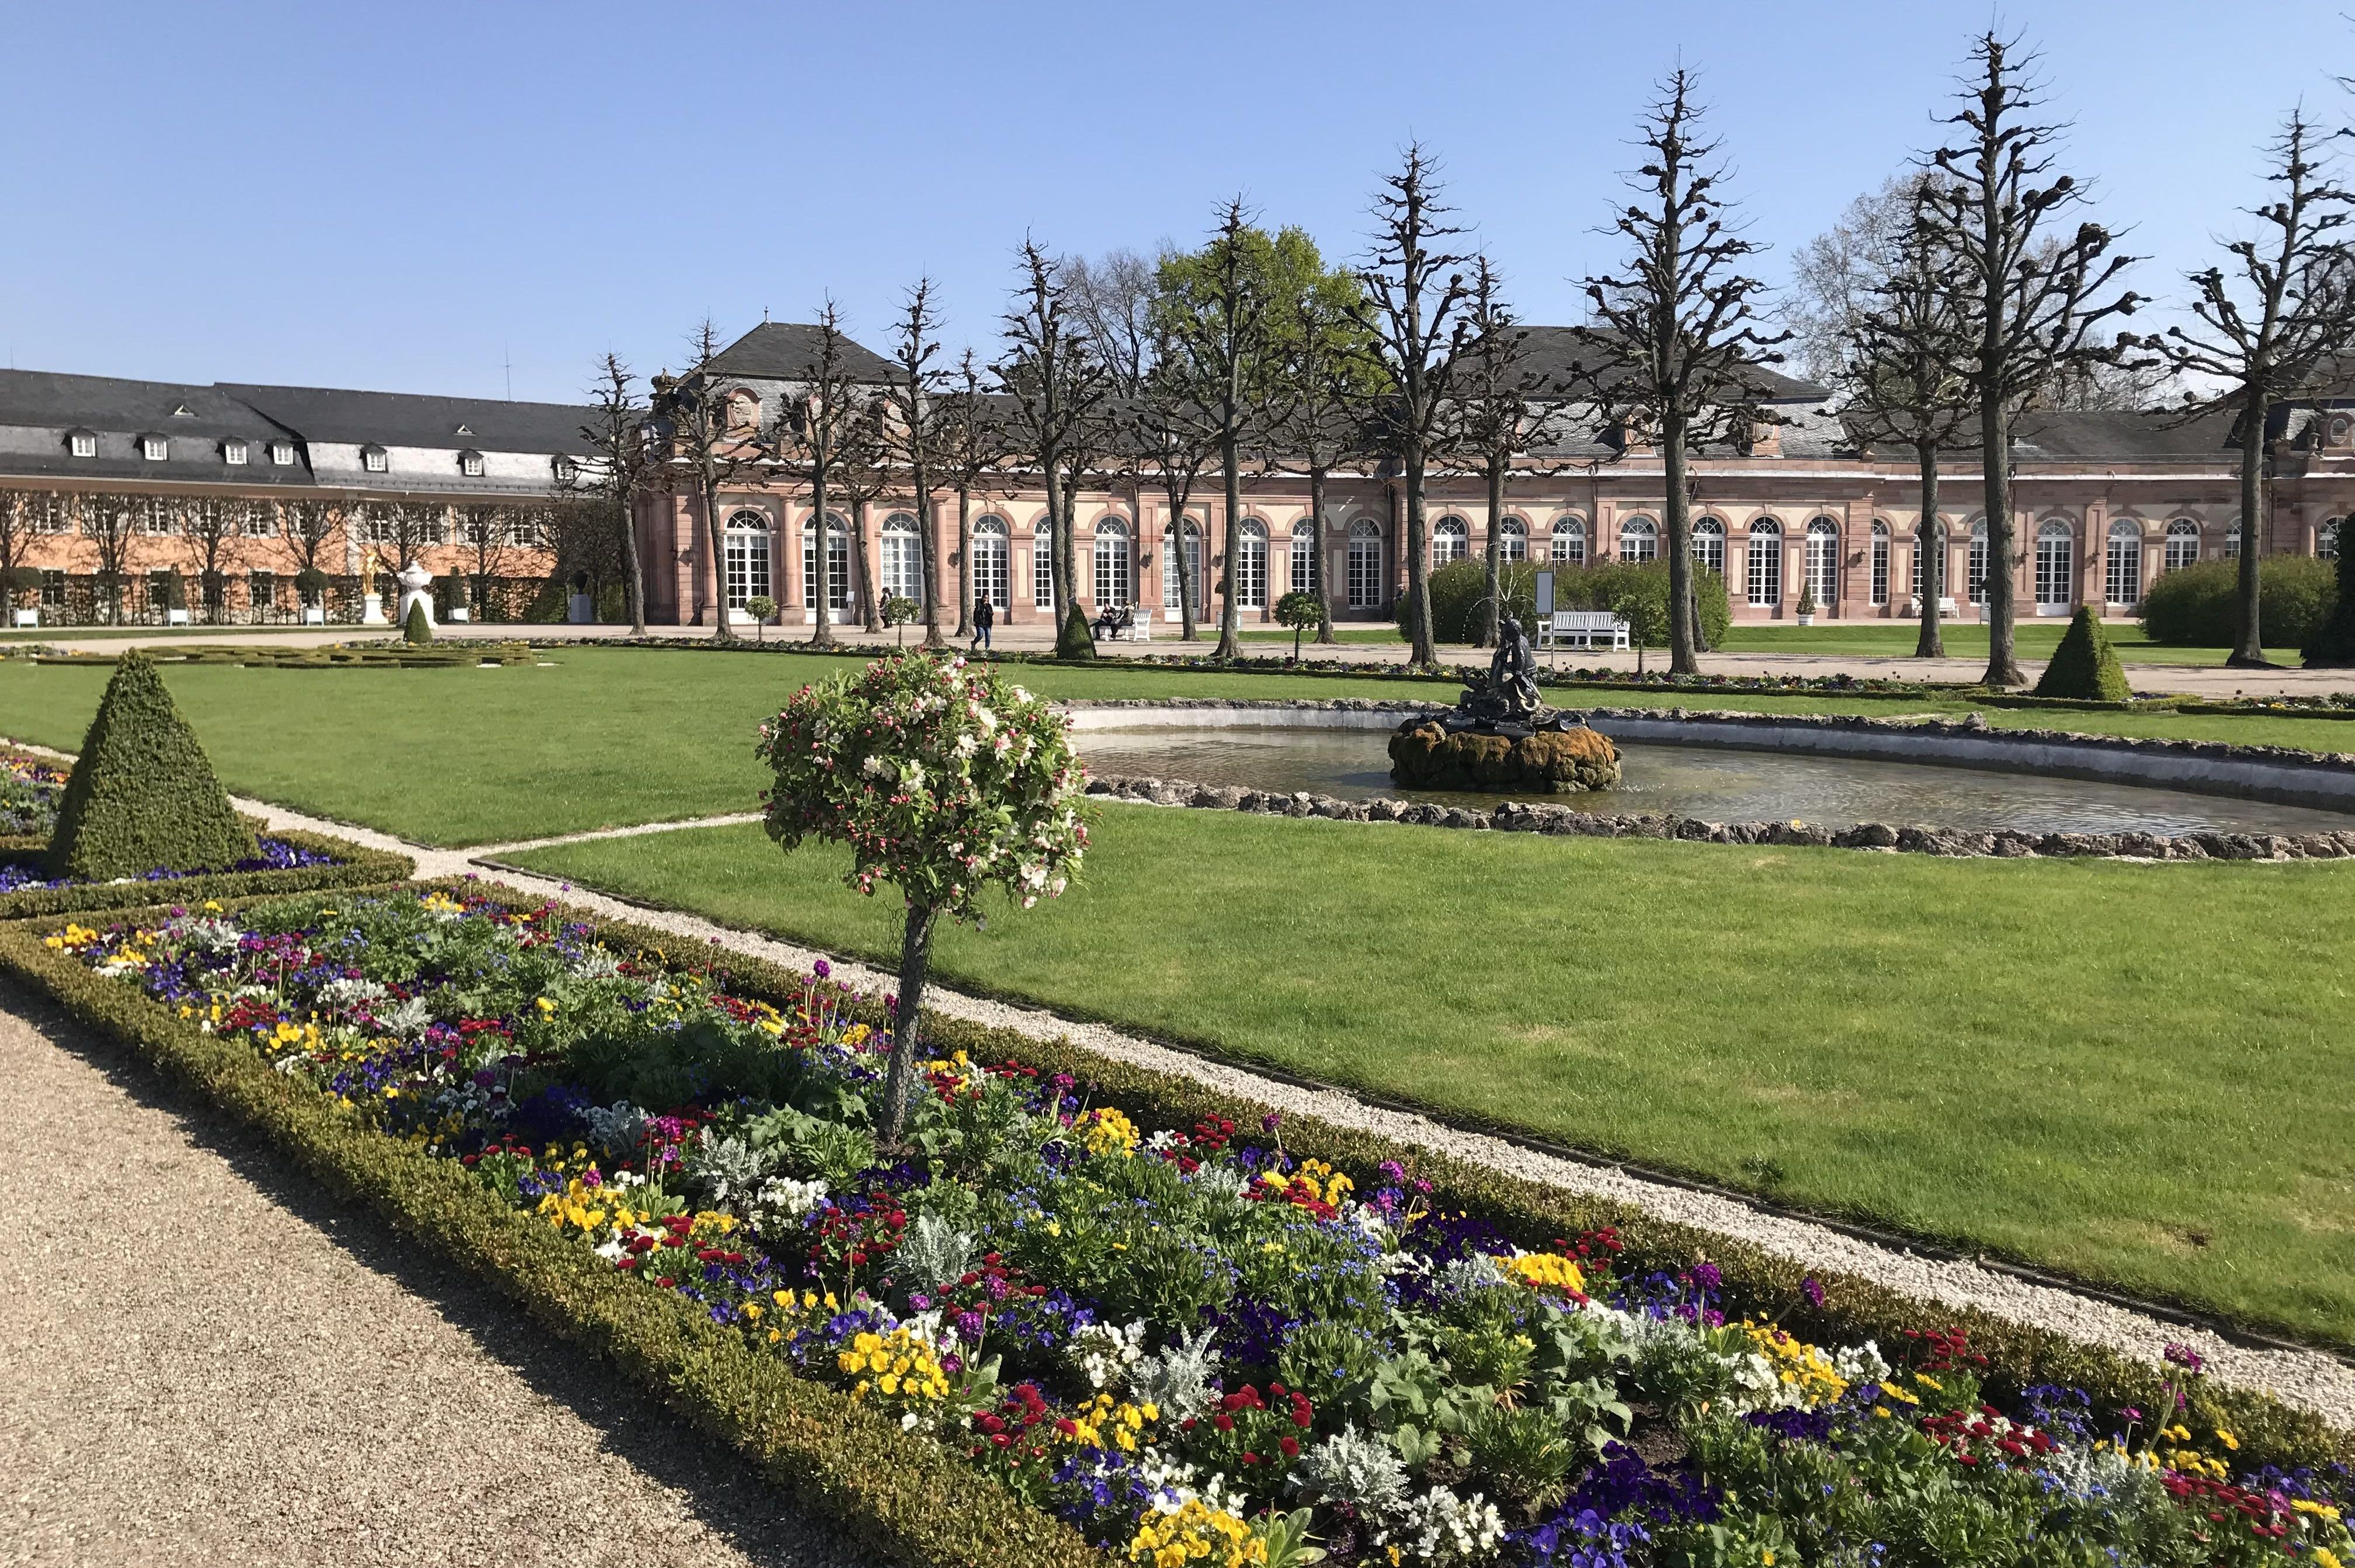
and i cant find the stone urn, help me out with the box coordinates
[394,559,436,631]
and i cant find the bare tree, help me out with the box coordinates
[574,353,658,634]
[81,493,137,623]
[883,279,952,648]
[2037,340,2181,411]
[453,505,529,620]
[939,350,1006,637]
[1354,145,1475,667]
[1454,258,1565,648]
[835,391,894,634]
[653,318,760,640]
[1920,32,2144,686]
[763,301,871,648]
[1783,176,1920,385]
[1578,70,1788,675]
[1134,318,1218,640]
[279,499,339,609]
[178,496,246,623]
[996,238,1113,656]
[1067,248,1161,590]
[1266,255,1375,644]
[1842,179,1980,658]
[2151,110,2355,665]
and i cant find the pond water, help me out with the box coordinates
[1073,725,2355,838]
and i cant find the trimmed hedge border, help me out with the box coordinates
[0,893,1100,1568]
[2,877,2345,1563]
[0,827,415,921]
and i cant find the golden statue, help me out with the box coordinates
[359,547,380,599]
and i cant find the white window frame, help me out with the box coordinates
[1289,520,1318,594]
[1092,518,1133,608]
[2035,519,2075,612]
[1033,521,1055,610]
[1163,520,1203,610]
[2321,517,2342,561]
[1620,516,1658,562]
[70,431,97,458]
[1431,515,1468,566]
[802,513,850,612]
[1550,517,1587,565]
[1746,520,1783,606]
[1691,517,1725,577]
[1968,520,1990,605]
[880,512,924,604]
[141,435,168,462]
[362,447,388,474]
[2105,520,2144,606]
[972,515,1010,610]
[1346,519,1383,609]
[1804,518,1839,609]
[723,509,773,611]
[1869,521,1890,606]
[223,440,249,465]
[1235,519,1268,609]
[1498,516,1527,562]
[459,451,485,478]
[269,441,295,465]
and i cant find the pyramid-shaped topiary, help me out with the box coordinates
[404,597,433,645]
[46,649,256,881]
[2033,606,2134,701]
[2302,541,2355,667]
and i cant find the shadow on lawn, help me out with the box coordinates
[2,981,873,1568]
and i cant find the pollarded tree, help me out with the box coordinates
[996,239,1114,656]
[1264,233,1377,645]
[883,279,953,649]
[2151,111,2355,667]
[940,349,1009,638]
[763,301,872,648]
[757,653,1088,1141]
[836,391,894,634]
[1133,319,1217,640]
[1353,144,1475,669]
[1577,69,1787,676]
[177,497,247,623]
[1919,32,2144,687]
[573,353,658,635]
[1454,257,1565,649]
[1841,178,1980,658]
[81,493,138,624]
[655,318,763,641]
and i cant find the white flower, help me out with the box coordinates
[1065,1319,1148,1390]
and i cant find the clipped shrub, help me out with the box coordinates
[2139,557,2338,647]
[2304,543,2355,667]
[1394,557,1734,649]
[2033,606,2132,701]
[1055,600,1096,658]
[402,598,433,645]
[46,649,256,880]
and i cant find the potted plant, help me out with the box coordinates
[1795,584,1818,626]
[4,565,41,627]
[744,594,776,644]
[296,566,331,625]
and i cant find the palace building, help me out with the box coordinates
[637,324,2351,634]
[0,368,576,623]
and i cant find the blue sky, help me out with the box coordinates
[2,1,2344,404]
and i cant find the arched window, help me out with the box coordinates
[800,512,849,612]
[1163,519,1204,610]
[971,516,1009,610]
[2105,520,2144,607]
[1498,516,1527,562]
[1968,519,1990,606]
[1033,519,1055,609]
[1746,518,1783,607]
[1235,519,1269,609]
[880,511,924,604]
[1870,521,1891,606]
[1346,518,1383,608]
[1550,516,1588,565]
[1093,517,1133,607]
[1290,520,1319,593]
[2035,518,2075,611]
[2225,519,2243,559]
[1804,517,1840,608]
[1620,516,1658,562]
[1912,520,1946,600]
[1432,515,1469,565]
[2322,516,2342,560]
[1691,516,1725,576]
[723,508,772,611]
[2164,518,2200,572]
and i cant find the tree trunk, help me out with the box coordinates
[917,483,946,649]
[621,493,648,636]
[1310,464,1336,644]
[854,498,883,633]
[1170,488,1199,641]
[954,484,972,637]
[879,902,940,1144]
[1913,441,1945,659]
[2229,388,2271,667]
[1663,413,1697,675]
[1478,455,1505,649]
[811,471,833,648]
[701,477,735,642]
[1404,444,1434,666]
[1213,435,1242,659]
[1978,397,2021,686]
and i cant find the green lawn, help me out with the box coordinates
[1715,621,2301,666]
[5,645,2354,844]
[505,807,2355,1346]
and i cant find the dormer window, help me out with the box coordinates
[141,434,168,461]
[551,456,576,482]
[67,429,96,458]
[361,444,388,474]
[223,440,249,465]
[269,441,295,465]
[171,404,194,418]
[458,449,485,478]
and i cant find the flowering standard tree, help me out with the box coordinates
[757,653,1088,1139]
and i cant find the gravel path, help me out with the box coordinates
[11,739,2350,1431]
[0,992,871,1568]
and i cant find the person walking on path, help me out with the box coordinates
[971,595,993,652]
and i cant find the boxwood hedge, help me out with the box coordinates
[0,828,413,920]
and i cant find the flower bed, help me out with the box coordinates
[0,749,69,847]
[0,824,412,920]
[10,882,2349,1568]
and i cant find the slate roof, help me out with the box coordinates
[218,383,591,454]
[703,322,899,384]
[1510,325,1831,404]
[0,370,293,443]
[2012,409,2242,463]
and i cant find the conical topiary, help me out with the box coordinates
[2302,542,2355,667]
[404,597,433,645]
[46,649,256,880]
[2033,606,2133,701]
[1055,600,1097,659]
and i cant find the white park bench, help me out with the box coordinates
[1902,596,1961,617]
[1540,609,1630,651]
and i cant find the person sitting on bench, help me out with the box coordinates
[1090,603,1133,641]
